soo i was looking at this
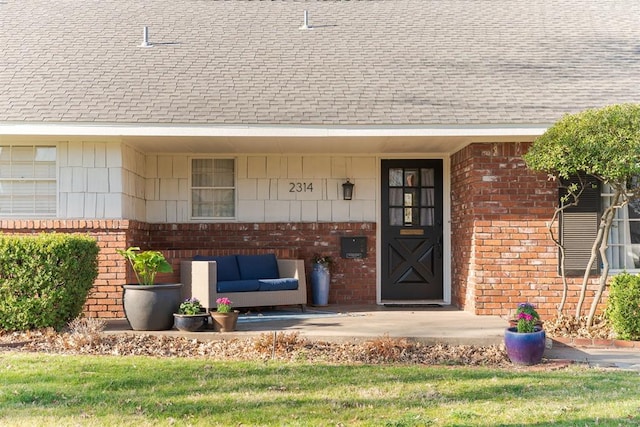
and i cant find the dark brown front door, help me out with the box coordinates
[381,159,444,300]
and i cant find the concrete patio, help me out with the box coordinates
[104,305,508,346]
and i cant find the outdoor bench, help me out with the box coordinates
[180,253,307,311]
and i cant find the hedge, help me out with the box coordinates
[0,233,99,331]
[606,272,640,341]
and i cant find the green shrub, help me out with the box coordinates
[605,272,640,340]
[0,234,99,331]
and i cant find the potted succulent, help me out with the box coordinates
[311,254,333,306]
[210,297,239,332]
[117,246,182,331]
[504,302,546,365]
[173,297,209,332]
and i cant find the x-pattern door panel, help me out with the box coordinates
[381,159,443,300]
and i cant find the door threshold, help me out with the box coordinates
[383,303,444,308]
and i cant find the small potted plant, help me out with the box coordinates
[117,246,182,331]
[173,297,209,332]
[210,297,239,332]
[311,254,333,306]
[504,302,546,365]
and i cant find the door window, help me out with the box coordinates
[388,167,435,227]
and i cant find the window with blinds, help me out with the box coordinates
[191,158,235,219]
[0,145,56,216]
[559,174,600,276]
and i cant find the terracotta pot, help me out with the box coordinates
[173,313,209,332]
[210,310,240,332]
[504,326,546,365]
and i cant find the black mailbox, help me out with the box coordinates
[340,236,367,259]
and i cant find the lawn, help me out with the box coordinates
[0,353,638,426]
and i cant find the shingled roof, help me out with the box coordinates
[1,0,639,126]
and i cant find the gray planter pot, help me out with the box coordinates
[122,283,183,331]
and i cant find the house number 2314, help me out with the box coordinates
[289,182,314,192]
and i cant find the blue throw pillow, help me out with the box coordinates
[193,255,241,282]
[237,254,279,280]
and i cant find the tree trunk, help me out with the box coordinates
[575,218,606,319]
[587,189,626,326]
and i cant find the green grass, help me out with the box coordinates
[1,353,639,426]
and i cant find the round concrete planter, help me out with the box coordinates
[122,283,183,331]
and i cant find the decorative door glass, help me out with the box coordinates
[388,167,435,227]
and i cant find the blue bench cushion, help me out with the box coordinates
[236,254,279,280]
[217,280,261,293]
[193,255,241,282]
[258,278,299,291]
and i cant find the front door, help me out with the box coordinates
[381,159,444,300]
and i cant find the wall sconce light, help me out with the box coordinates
[342,179,354,200]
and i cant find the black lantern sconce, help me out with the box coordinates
[342,179,355,200]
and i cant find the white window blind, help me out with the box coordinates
[0,145,56,216]
[191,158,235,219]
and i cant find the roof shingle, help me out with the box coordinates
[1,0,639,126]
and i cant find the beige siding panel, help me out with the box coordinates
[105,143,122,168]
[147,200,167,222]
[247,156,267,178]
[301,201,318,222]
[94,143,106,168]
[157,156,173,179]
[67,141,83,167]
[67,193,84,217]
[173,156,189,179]
[146,155,158,178]
[302,156,330,178]
[287,156,303,179]
[87,168,109,193]
[237,200,265,222]
[332,200,350,221]
[71,167,86,192]
[318,200,332,221]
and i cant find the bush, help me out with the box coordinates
[0,234,99,331]
[605,272,640,340]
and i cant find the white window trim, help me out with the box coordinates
[0,144,57,217]
[189,156,236,221]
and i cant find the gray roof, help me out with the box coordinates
[1,0,640,126]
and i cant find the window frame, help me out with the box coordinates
[189,157,236,221]
[604,186,640,273]
[0,144,57,217]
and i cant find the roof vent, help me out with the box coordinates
[299,10,312,30]
[140,26,153,48]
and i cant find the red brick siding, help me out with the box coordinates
[146,222,377,306]
[451,142,604,318]
[1,220,376,319]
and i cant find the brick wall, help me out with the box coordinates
[146,222,378,306]
[451,142,603,318]
[1,220,376,319]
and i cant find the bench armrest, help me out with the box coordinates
[277,259,307,288]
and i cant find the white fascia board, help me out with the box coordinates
[0,123,550,138]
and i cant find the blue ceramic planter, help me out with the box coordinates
[311,263,330,306]
[504,327,546,365]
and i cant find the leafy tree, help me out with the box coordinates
[524,104,640,326]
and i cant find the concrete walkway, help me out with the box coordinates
[104,305,640,371]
